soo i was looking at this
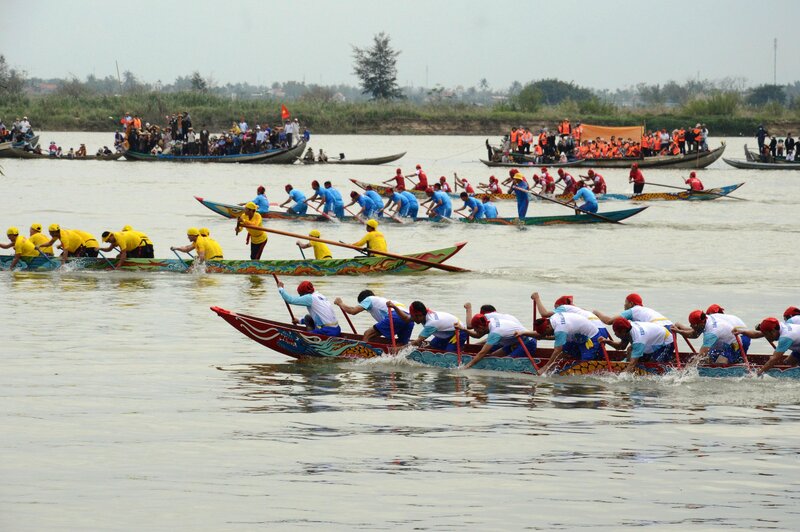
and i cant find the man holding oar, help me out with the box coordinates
[345,190,379,221]
[277,279,341,336]
[40,224,100,263]
[171,227,223,264]
[100,229,155,268]
[27,223,53,255]
[1,227,38,269]
[507,169,529,218]
[352,220,387,253]
[423,185,452,219]
[380,187,416,221]
[568,182,599,214]
[363,186,386,217]
[604,317,676,371]
[458,310,536,369]
[530,312,605,374]
[629,163,646,194]
[532,292,608,337]
[391,301,468,352]
[280,184,308,215]
[748,318,800,375]
[406,164,428,191]
[454,192,485,221]
[672,310,749,365]
[236,202,268,259]
[296,229,332,259]
[383,168,406,190]
[334,290,414,345]
[684,171,704,191]
[581,169,607,194]
[594,293,673,332]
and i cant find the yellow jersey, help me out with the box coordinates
[125,230,153,246]
[73,229,99,250]
[239,212,267,244]
[353,230,387,252]
[203,237,224,260]
[311,241,333,259]
[109,231,146,252]
[14,236,38,258]
[59,229,94,253]
[29,232,53,255]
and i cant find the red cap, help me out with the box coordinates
[386,187,394,194]
[588,169,595,176]
[557,168,565,175]
[690,171,696,178]
[758,317,780,333]
[396,168,402,174]
[489,175,497,181]
[784,306,800,320]
[257,185,265,193]
[311,180,320,188]
[533,317,550,336]
[541,166,547,172]
[554,295,573,307]
[626,293,643,306]
[688,310,706,326]
[416,164,421,169]
[439,176,446,182]
[509,168,519,176]
[612,317,632,336]
[470,314,488,330]
[706,304,724,314]
[425,186,434,194]
[631,163,638,168]
[285,184,292,192]
[297,281,314,295]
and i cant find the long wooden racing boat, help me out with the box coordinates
[123,139,305,164]
[724,158,800,170]
[0,243,466,275]
[481,143,726,169]
[480,158,582,168]
[300,151,406,165]
[350,179,742,203]
[210,308,797,378]
[194,196,647,225]
[0,148,124,160]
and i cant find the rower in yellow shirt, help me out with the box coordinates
[1,226,38,269]
[40,224,100,263]
[101,230,155,268]
[296,229,333,259]
[352,219,387,254]
[28,223,53,255]
[199,228,223,261]
[119,225,154,257]
[171,227,222,264]
[236,202,268,259]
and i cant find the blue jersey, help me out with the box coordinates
[573,187,597,206]
[390,191,405,206]
[357,195,377,211]
[252,194,270,214]
[400,191,418,207]
[482,202,498,218]
[288,189,306,204]
[326,187,344,206]
[463,196,484,217]
[432,190,449,208]
[365,190,384,209]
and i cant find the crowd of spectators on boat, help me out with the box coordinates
[0,116,37,144]
[489,120,711,163]
[756,125,796,162]
[117,112,310,157]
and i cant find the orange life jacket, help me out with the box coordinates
[538,133,548,146]
[510,129,519,144]
[558,121,571,135]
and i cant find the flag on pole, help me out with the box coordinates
[280,104,290,121]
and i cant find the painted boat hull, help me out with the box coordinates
[0,244,465,275]
[194,196,647,225]
[0,148,123,160]
[123,140,305,164]
[210,308,800,378]
[300,151,406,165]
[350,179,741,203]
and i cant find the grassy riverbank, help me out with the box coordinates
[2,93,797,135]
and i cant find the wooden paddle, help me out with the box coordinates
[513,186,625,225]
[306,201,338,222]
[517,337,540,372]
[598,338,614,372]
[734,333,753,374]
[97,250,116,270]
[649,181,746,201]
[388,308,397,350]
[272,274,297,323]
[239,223,468,273]
[671,331,684,370]
[171,248,190,270]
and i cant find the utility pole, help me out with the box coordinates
[773,38,777,85]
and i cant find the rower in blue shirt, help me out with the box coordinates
[481,195,498,218]
[425,184,452,218]
[246,185,270,214]
[400,190,419,218]
[280,184,308,215]
[305,180,332,215]
[363,186,385,217]
[570,182,598,214]
[324,181,345,218]
[346,191,379,219]
[455,192,486,220]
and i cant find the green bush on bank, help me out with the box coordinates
[1,92,796,135]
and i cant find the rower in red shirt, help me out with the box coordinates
[629,163,645,194]
[454,172,475,193]
[684,171,704,191]
[438,175,452,193]
[555,168,578,195]
[383,168,406,191]
[582,169,607,194]
[407,164,428,191]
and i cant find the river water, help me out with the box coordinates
[2,133,799,530]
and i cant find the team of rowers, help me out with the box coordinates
[272,284,800,376]
[0,215,386,268]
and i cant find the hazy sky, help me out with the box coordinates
[3,0,798,91]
